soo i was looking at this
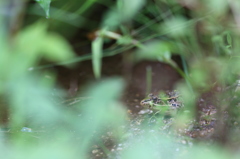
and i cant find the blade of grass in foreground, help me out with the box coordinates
[75,0,98,15]
[146,66,152,95]
[75,78,127,156]
[92,35,103,79]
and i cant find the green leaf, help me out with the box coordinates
[161,16,190,37]
[117,36,133,45]
[16,21,75,67]
[76,0,97,15]
[16,21,48,67]
[102,0,146,28]
[40,33,75,62]
[92,36,103,79]
[226,33,232,46]
[135,41,177,64]
[8,74,63,127]
[35,0,51,18]
[78,78,126,144]
[118,0,146,22]
[204,0,228,17]
[102,8,121,29]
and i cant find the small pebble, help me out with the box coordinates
[134,99,139,102]
[127,110,132,114]
[149,130,155,133]
[107,132,113,136]
[181,140,187,144]
[92,149,99,154]
[216,87,222,92]
[138,109,151,114]
[21,127,32,132]
[116,147,123,151]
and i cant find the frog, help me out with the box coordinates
[140,90,183,110]
[140,91,219,138]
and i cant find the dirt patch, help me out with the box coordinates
[54,53,182,113]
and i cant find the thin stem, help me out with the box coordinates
[146,66,152,95]
[169,60,194,94]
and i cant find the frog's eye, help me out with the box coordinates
[171,102,181,108]
[171,103,178,107]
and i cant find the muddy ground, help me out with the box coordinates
[54,53,182,114]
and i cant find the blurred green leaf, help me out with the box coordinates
[224,57,240,83]
[35,0,51,18]
[16,21,47,64]
[226,32,232,46]
[135,41,177,65]
[184,145,231,159]
[212,32,232,55]
[189,57,224,90]
[117,36,133,45]
[102,9,121,29]
[92,36,103,79]
[12,143,78,159]
[190,68,208,88]
[0,0,239,158]
[0,43,10,86]
[176,82,197,119]
[41,33,75,62]
[103,0,145,28]
[121,131,178,159]
[160,16,190,37]
[8,74,64,127]
[204,0,228,17]
[75,0,97,15]
[118,0,146,22]
[16,21,75,67]
[77,78,127,146]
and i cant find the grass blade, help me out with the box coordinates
[92,36,103,79]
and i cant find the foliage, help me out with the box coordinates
[1,0,240,158]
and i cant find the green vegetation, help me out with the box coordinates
[1,0,240,158]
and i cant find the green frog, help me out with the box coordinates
[140,91,217,138]
[140,91,183,110]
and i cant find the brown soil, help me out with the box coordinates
[54,53,182,113]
